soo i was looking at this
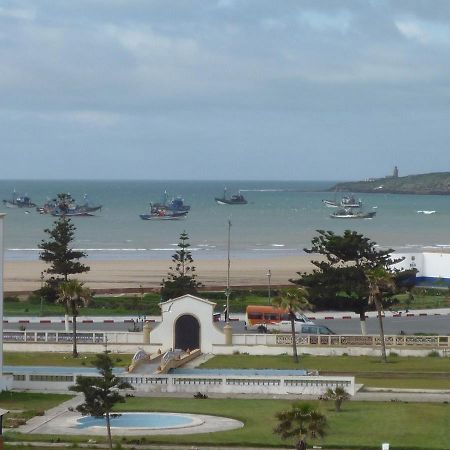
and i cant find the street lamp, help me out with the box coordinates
[40,272,44,316]
[266,269,272,304]
[225,219,232,323]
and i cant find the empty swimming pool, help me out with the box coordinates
[76,412,203,430]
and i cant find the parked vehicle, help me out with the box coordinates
[245,305,314,333]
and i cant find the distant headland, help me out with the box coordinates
[330,169,450,195]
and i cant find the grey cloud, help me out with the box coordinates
[0,0,449,179]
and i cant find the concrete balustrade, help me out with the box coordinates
[9,370,355,396]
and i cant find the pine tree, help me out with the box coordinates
[70,353,133,450]
[39,217,90,281]
[160,231,202,301]
[291,230,401,335]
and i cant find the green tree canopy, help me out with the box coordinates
[273,287,311,363]
[291,230,403,335]
[160,231,202,301]
[39,217,90,281]
[70,353,133,450]
[57,280,91,357]
[274,402,327,450]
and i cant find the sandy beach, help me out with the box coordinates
[4,256,317,294]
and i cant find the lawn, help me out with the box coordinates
[4,351,133,368]
[5,397,450,449]
[4,289,274,316]
[5,287,450,316]
[0,392,72,428]
[200,354,450,389]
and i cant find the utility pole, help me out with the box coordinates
[225,219,231,323]
[223,219,233,346]
[40,272,44,316]
[267,269,271,304]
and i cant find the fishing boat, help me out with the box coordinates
[330,208,376,219]
[215,188,247,205]
[149,191,191,213]
[78,194,102,212]
[37,193,101,216]
[139,206,187,221]
[3,191,36,208]
[139,198,189,220]
[51,208,95,217]
[340,195,362,208]
[322,194,361,208]
[322,199,339,208]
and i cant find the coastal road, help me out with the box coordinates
[4,315,450,335]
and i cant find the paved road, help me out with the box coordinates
[5,314,450,335]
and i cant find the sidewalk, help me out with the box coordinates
[18,394,84,434]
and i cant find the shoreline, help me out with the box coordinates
[4,255,316,294]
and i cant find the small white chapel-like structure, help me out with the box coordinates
[148,294,227,353]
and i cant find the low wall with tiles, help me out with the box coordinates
[9,371,355,396]
[4,331,449,357]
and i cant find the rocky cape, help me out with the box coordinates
[330,172,450,195]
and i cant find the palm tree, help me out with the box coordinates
[274,402,327,450]
[321,386,351,412]
[365,266,395,363]
[57,280,91,357]
[273,287,311,363]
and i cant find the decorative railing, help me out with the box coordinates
[3,331,143,344]
[232,333,450,348]
[274,334,450,348]
[3,331,106,343]
[9,370,355,395]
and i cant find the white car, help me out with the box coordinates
[264,314,315,333]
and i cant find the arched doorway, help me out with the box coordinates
[174,314,200,351]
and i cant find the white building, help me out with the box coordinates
[394,252,450,283]
[149,294,226,353]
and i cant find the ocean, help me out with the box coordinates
[1,179,450,262]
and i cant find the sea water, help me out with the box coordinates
[1,179,450,262]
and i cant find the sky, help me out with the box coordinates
[1,0,450,180]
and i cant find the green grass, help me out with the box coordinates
[114,398,450,449]
[4,396,450,449]
[200,353,450,372]
[4,352,133,367]
[200,354,450,389]
[4,290,274,316]
[395,292,450,309]
[0,392,72,429]
[6,287,450,316]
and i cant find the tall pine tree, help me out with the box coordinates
[160,231,202,301]
[39,217,90,282]
[291,230,402,335]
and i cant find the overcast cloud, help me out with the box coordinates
[1,0,450,180]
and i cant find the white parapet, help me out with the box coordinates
[10,370,355,396]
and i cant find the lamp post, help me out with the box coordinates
[225,219,231,323]
[40,272,44,316]
[266,269,272,304]
[223,219,233,346]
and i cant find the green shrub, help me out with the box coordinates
[428,350,441,357]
